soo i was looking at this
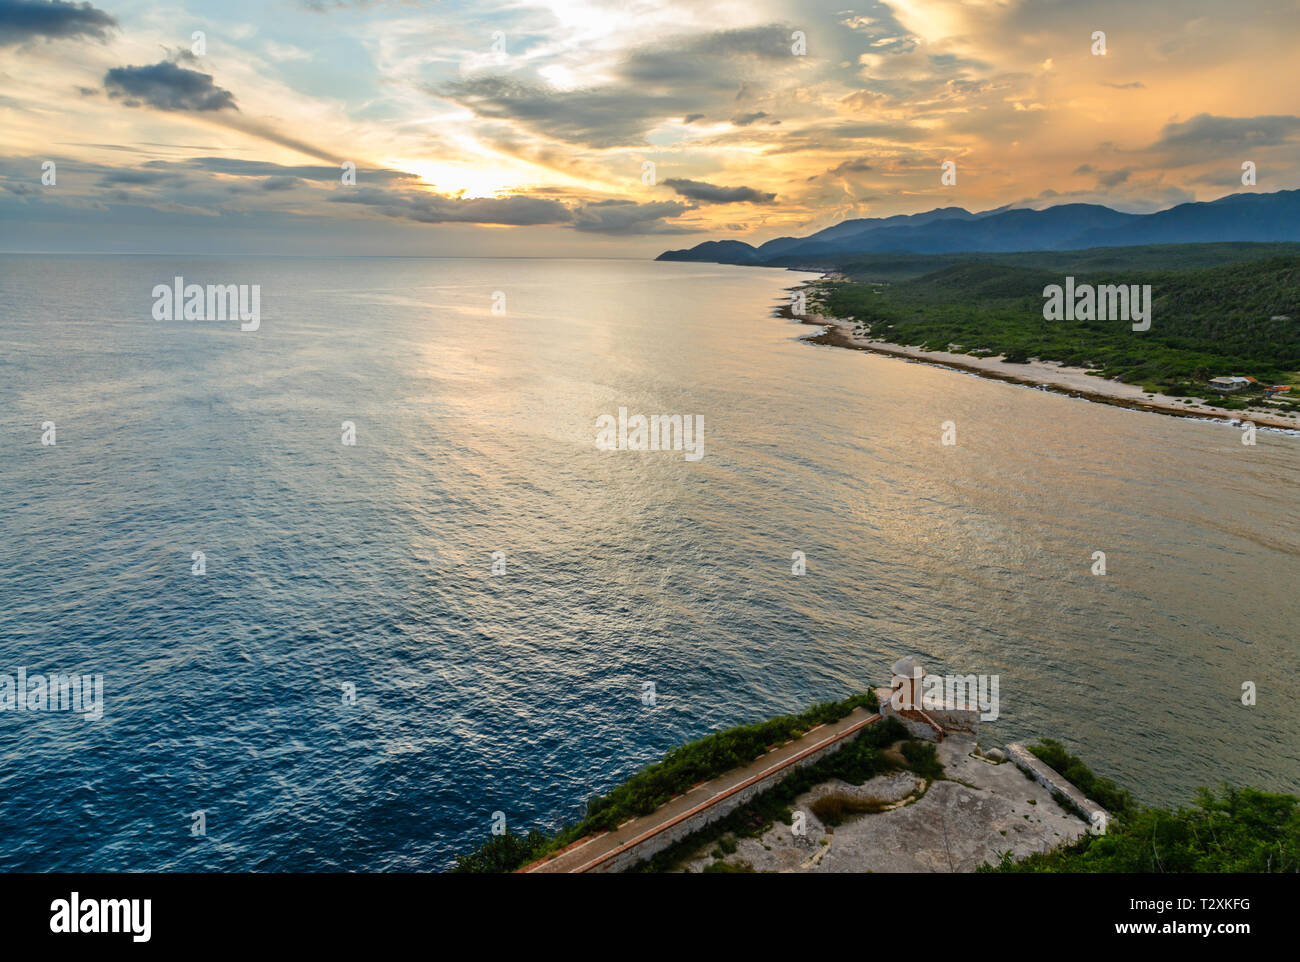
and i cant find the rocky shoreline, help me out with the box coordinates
[782,284,1300,432]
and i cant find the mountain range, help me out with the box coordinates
[656,189,1300,264]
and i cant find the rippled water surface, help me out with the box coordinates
[1,254,1297,870]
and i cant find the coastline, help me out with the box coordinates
[783,282,1300,432]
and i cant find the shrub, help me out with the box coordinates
[900,740,944,781]
[985,786,1300,873]
[703,860,755,873]
[1029,739,1133,814]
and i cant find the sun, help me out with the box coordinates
[398,161,519,199]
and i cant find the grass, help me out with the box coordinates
[702,860,755,873]
[810,792,893,826]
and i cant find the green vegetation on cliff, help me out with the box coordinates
[453,717,1300,874]
[985,740,1300,873]
[1029,738,1134,815]
[451,689,879,873]
[632,715,920,872]
[988,786,1300,873]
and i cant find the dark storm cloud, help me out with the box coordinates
[663,178,774,204]
[0,0,116,47]
[104,60,238,112]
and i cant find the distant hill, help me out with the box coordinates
[656,190,1300,264]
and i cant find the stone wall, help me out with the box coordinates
[1006,741,1110,831]
[874,687,980,741]
[588,718,880,873]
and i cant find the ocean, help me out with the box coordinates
[1,253,1297,870]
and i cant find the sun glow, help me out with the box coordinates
[399,161,520,199]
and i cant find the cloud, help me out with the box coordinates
[571,199,696,234]
[161,157,416,185]
[1152,113,1300,152]
[839,90,886,111]
[0,0,116,47]
[663,178,775,204]
[333,186,572,226]
[261,175,302,191]
[99,63,344,162]
[439,76,667,148]
[6,148,700,236]
[808,158,876,182]
[828,159,873,175]
[1188,169,1254,188]
[6,0,1295,252]
[754,120,929,156]
[104,59,238,112]
[438,24,800,148]
[98,169,186,186]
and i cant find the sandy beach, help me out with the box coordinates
[787,294,1300,432]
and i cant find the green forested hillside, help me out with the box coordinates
[811,242,1300,280]
[818,252,1300,403]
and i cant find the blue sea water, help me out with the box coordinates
[1,254,1297,871]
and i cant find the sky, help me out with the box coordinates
[2,0,1298,256]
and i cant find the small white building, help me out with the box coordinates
[877,655,981,742]
[1208,376,1252,393]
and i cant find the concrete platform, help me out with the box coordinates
[682,734,1090,873]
